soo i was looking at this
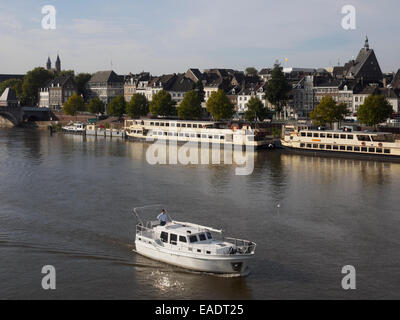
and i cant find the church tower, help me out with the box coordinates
[46,57,51,70]
[55,54,61,72]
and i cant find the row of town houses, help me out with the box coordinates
[37,37,400,119]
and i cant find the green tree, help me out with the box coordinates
[244,96,267,122]
[126,93,149,118]
[310,96,349,127]
[107,96,126,118]
[149,90,176,117]
[57,70,75,78]
[245,67,258,76]
[74,73,92,100]
[193,81,205,102]
[63,93,85,116]
[357,94,394,127]
[22,67,54,105]
[0,78,23,97]
[264,63,292,119]
[177,90,202,120]
[87,97,105,114]
[206,89,235,121]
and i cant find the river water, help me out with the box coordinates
[0,128,399,299]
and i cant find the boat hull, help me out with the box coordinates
[281,144,400,163]
[135,240,252,276]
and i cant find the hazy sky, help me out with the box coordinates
[1,0,399,75]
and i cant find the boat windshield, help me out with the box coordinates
[371,134,395,143]
[189,235,198,243]
[198,233,207,241]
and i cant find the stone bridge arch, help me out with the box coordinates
[0,108,23,127]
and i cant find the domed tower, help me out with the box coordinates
[55,54,61,72]
[46,57,51,70]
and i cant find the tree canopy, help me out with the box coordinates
[206,90,235,121]
[245,67,258,76]
[107,96,126,118]
[192,80,205,102]
[357,94,394,127]
[264,63,291,117]
[309,96,349,126]
[22,67,54,105]
[74,73,92,100]
[244,96,268,122]
[63,93,85,116]
[57,70,75,78]
[149,90,176,117]
[177,90,203,120]
[126,93,149,118]
[87,97,105,115]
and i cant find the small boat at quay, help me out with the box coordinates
[133,207,256,276]
[282,124,400,161]
[62,122,86,133]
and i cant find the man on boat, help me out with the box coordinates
[157,209,168,226]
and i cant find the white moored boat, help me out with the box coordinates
[62,122,86,133]
[133,207,256,276]
[124,119,273,149]
[282,124,400,161]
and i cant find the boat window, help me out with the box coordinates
[347,135,353,139]
[361,147,367,152]
[371,134,395,142]
[354,146,360,152]
[191,133,195,138]
[368,148,375,153]
[150,122,154,126]
[197,249,201,253]
[307,133,312,137]
[174,133,178,136]
[313,144,318,149]
[384,149,391,154]
[202,134,207,138]
[193,124,198,128]
[155,122,159,126]
[220,136,225,140]
[206,232,212,240]
[376,148,383,153]
[206,251,211,255]
[313,133,319,137]
[340,134,346,139]
[326,145,332,150]
[177,123,181,127]
[319,144,325,149]
[301,132,306,137]
[340,146,346,151]
[189,235,198,243]
[170,123,176,127]
[307,144,312,148]
[187,124,192,128]
[182,124,186,128]
[357,135,371,141]
[165,123,169,127]
[327,134,333,138]
[198,233,207,241]
[179,133,184,137]
[334,134,339,139]
[347,146,353,151]
[179,236,187,243]
[170,233,177,245]
[185,133,190,137]
[164,132,168,136]
[320,133,326,138]
[333,145,339,150]
[300,143,305,148]
[160,232,168,243]
[197,134,201,138]
[160,123,165,127]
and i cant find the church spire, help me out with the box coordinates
[46,56,51,70]
[55,54,61,72]
[364,35,369,50]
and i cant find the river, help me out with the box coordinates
[1,128,399,299]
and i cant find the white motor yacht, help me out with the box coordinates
[133,207,256,276]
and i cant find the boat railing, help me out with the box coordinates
[136,224,156,240]
[223,237,257,255]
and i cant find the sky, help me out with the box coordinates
[1,0,399,75]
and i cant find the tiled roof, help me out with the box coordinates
[0,87,18,102]
[89,70,124,83]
